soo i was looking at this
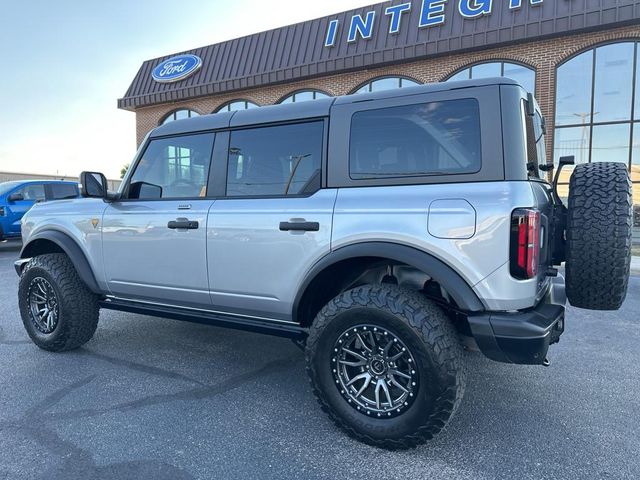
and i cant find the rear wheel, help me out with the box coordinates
[306,284,465,449]
[565,162,632,310]
[18,253,99,351]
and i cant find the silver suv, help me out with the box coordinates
[15,78,632,449]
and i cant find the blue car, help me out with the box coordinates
[0,180,79,241]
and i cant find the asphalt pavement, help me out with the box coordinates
[0,239,638,480]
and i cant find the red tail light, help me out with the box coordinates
[510,209,540,279]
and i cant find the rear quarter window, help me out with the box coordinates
[48,183,78,200]
[349,99,482,180]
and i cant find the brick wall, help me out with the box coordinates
[133,24,640,160]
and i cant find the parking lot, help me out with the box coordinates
[0,240,639,480]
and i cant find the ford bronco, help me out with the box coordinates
[15,78,632,448]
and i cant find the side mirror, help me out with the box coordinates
[80,171,108,199]
[7,192,24,202]
[129,181,163,200]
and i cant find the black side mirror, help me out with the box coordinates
[129,181,163,200]
[7,192,24,202]
[80,171,108,199]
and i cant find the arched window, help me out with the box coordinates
[446,61,536,93]
[215,100,259,113]
[555,41,640,237]
[554,41,640,173]
[160,109,199,125]
[352,76,421,95]
[279,90,330,104]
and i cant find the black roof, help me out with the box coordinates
[149,77,515,137]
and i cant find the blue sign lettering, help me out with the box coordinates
[419,0,448,27]
[348,11,376,43]
[385,3,412,34]
[458,0,493,19]
[325,0,543,47]
[325,19,339,47]
[152,54,202,83]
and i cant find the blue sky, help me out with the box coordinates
[0,0,372,179]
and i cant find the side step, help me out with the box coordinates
[99,298,307,340]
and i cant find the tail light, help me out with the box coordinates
[510,209,540,279]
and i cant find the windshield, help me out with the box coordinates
[0,181,22,196]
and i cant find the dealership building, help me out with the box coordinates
[119,0,640,229]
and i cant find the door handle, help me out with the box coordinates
[279,221,320,232]
[168,218,199,230]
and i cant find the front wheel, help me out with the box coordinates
[18,253,99,352]
[306,285,466,449]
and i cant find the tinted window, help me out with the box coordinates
[0,181,22,196]
[17,184,46,201]
[349,99,481,179]
[48,183,78,200]
[128,133,214,199]
[226,122,323,197]
[523,101,547,179]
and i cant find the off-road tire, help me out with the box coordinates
[306,284,466,449]
[565,162,632,310]
[19,253,99,351]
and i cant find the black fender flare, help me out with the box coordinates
[293,242,485,322]
[20,230,102,294]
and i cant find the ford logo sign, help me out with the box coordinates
[152,54,202,83]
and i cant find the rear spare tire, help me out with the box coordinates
[565,162,632,310]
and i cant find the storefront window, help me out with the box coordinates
[352,77,420,94]
[554,41,639,168]
[280,90,330,103]
[591,124,631,164]
[446,62,536,93]
[555,41,640,239]
[215,100,259,113]
[160,109,200,125]
[593,43,634,123]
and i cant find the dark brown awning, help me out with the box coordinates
[118,0,639,111]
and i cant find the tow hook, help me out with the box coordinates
[542,358,551,367]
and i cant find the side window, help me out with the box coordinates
[523,100,547,179]
[226,121,323,197]
[349,99,482,179]
[18,184,46,201]
[48,183,78,200]
[127,133,214,199]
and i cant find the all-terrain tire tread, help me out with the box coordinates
[19,253,99,351]
[566,162,632,310]
[306,284,465,450]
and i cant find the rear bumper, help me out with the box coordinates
[468,276,566,365]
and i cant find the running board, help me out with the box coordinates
[99,298,307,340]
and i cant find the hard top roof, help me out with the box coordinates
[150,77,517,137]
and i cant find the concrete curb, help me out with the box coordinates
[632,256,640,274]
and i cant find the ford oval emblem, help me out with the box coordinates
[152,54,202,83]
